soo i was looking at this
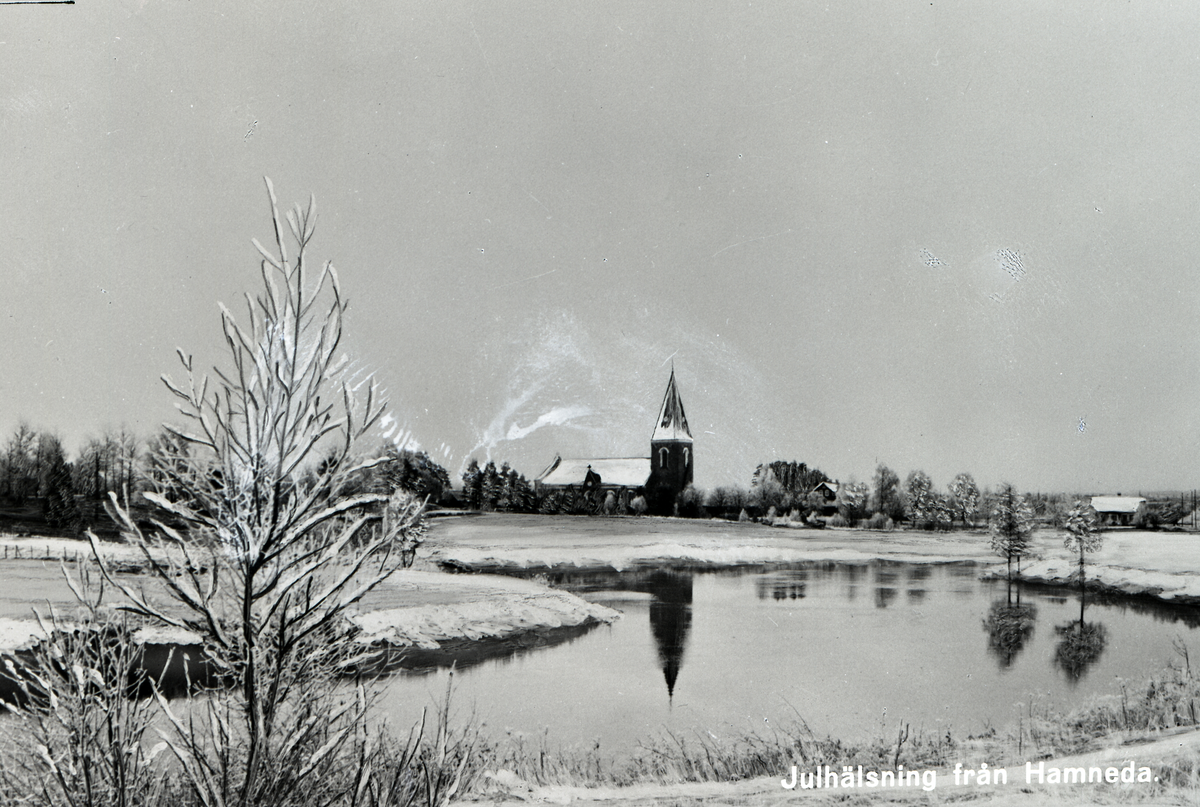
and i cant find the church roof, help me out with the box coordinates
[652,368,692,443]
[536,455,652,488]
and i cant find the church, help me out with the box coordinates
[534,369,694,514]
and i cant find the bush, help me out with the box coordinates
[828,513,849,528]
[1133,507,1161,530]
[677,485,706,519]
[630,495,648,516]
[865,512,896,531]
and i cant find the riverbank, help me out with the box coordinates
[467,725,1200,805]
[0,533,619,658]
[987,529,1200,606]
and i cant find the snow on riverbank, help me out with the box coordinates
[349,570,620,649]
[0,535,619,654]
[990,529,1200,605]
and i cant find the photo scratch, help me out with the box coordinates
[493,268,558,290]
[711,228,793,259]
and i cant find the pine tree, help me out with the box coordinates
[480,461,501,510]
[40,437,79,531]
[990,483,1035,580]
[461,459,482,510]
[1063,500,1101,591]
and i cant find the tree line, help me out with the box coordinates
[0,420,453,536]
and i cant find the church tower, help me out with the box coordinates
[647,368,693,512]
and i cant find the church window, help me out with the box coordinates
[659,447,669,468]
[683,447,690,467]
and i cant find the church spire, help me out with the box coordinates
[652,367,692,443]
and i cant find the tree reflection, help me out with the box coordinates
[645,571,693,701]
[983,584,1037,669]
[1053,591,1108,684]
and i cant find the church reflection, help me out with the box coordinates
[532,568,693,700]
[645,571,693,700]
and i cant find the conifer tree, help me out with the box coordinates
[461,459,482,509]
[1063,500,1101,591]
[990,483,1035,580]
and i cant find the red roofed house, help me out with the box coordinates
[536,369,694,514]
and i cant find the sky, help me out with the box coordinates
[2,1,1198,495]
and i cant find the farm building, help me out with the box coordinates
[1089,495,1147,527]
[811,480,840,517]
[535,369,694,513]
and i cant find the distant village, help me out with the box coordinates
[0,369,1194,537]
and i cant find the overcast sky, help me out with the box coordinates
[2,1,1197,494]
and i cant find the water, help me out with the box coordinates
[375,562,1200,753]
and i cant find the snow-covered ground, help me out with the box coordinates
[994,528,1200,604]
[350,569,619,649]
[0,533,619,654]
[422,513,1004,570]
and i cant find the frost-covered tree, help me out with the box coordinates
[2,422,37,502]
[949,472,980,526]
[904,470,935,527]
[461,458,483,509]
[1063,500,1101,590]
[836,481,869,524]
[88,178,424,806]
[990,483,1035,580]
[37,433,79,531]
[871,464,903,520]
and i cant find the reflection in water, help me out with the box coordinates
[906,565,931,603]
[844,564,863,602]
[384,559,1200,756]
[537,567,694,700]
[1053,592,1108,684]
[875,564,899,609]
[756,570,808,601]
[645,571,693,700]
[1054,621,1108,683]
[510,561,1199,706]
[982,583,1037,670]
[983,596,1037,670]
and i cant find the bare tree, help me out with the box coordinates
[87,178,424,806]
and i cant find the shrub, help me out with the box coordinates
[677,484,706,519]
[828,513,849,528]
[630,495,648,516]
[0,576,169,807]
[866,512,889,530]
[1133,507,1161,530]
